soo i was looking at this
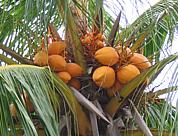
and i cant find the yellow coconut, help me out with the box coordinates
[48,55,66,71]
[34,49,48,66]
[57,71,71,83]
[9,103,17,117]
[69,78,81,90]
[107,81,123,97]
[66,63,83,77]
[48,41,66,55]
[92,66,115,88]
[129,53,151,70]
[117,64,140,84]
[95,47,119,66]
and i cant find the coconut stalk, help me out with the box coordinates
[56,0,87,72]
[69,1,88,35]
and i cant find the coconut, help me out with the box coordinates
[48,41,66,55]
[9,103,17,117]
[57,71,71,83]
[129,53,151,70]
[117,64,140,84]
[48,55,67,71]
[107,81,123,97]
[34,49,48,66]
[66,63,83,77]
[94,47,119,66]
[92,66,115,88]
[69,78,81,90]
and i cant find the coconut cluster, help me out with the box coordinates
[92,45,151,97]
[33,41,83,90]
[33,33,151,98]
[81,32,105,57]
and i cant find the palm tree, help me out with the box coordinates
[0,0,178,136]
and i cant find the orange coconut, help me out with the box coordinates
[48,41,66,55]
[117,64,140,84]
[69,78,81,90]
[107,81,123,97]
[34,49,48,66]
[57,71,71,83]
[92,66,115,88]
[94,47,119,66]
[48,55,66,71]
[129,53,151,70]
[66,63,83,77]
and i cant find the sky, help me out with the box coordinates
[104,0,161,24]
[104,0,178,106]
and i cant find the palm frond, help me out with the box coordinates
[120,0,178,58]
[0,0,61,64]
[0,65,86,136]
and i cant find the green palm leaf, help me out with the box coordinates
[119,0,178,58]
[0,65,85,136]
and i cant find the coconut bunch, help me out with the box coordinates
[91,45,151,97]
[33,39,83,90]
[31,24,153,135]
[33,29,151,98]
[80,32,105,59]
